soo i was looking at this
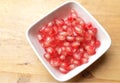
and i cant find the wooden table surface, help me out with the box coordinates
[0,0,120,82]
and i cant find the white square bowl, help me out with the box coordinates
[26,1,111,82]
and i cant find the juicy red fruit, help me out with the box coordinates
[37,9,101,74]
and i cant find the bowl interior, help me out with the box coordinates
[27,1,111,81]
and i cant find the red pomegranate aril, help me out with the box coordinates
[88,49,96,55]
[93,28,97,36]
[72,20,77,26]
[86,23,92,29]
[37,34,42,41]
[82,58,88,64]
[60,55,66,60]
[95,40,101,48]
[45,47,54,54]
[55,18,64,27]
[63,42,70,47]
[73,52,81,60]
[83,53,89,58]
[62,25,67,30]
[50,58,61,67]
[89,39,95,46]
[85,32,92,40]
[47,21,54,27]
[37,9,101,74]
[39,26,46,33]
[66,35,74,41]
[79,20,85,27]
[65,21,72,27]
[46,36,53,42]
[60,62,68,68]
[67,64,76,71]
[57,35,66,41]
[44,53,51,60]
[42,39,53,47]
[74,26,83,35]
[72,48,77,53]
[76,36,84,42]
[44,27,51,33]
[70,58,74,64]
[85,45,96,55]
[53,25,58,34]
[59,31,68,36]
[88,29,93,35]
[70,9,78,19]
[76,17,85,27]
[56,47,62,55]
[43,41,50,47]
[65,46,72,53]
[79,48,84,53]
[73,60,81,66]
[59,66,68,74]
[66,27,74,35]
[72,41,80,48]
[68,15,74,22]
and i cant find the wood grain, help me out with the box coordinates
[0,0,120,82]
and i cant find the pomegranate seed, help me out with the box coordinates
[62,25,67,30]
[67,64,76,70]
[60,55,66,60]
[65,46,72,53]
[61,47,67,55]
[76,36,84,42]
[89,40,95,46]
[53,26,58,34]
[76,17,85,27]
[66,27,73,35]
[74,26,82,35]
[39,26,46,33]
[85,32,92,40]
[44,27,52,33]
[70,9,78,19]
[50,58,61,67]
[59,66,68,74]
[79,48,84,53]
[68,15,74,22]
[46,36,53,43]
[72,41,80,48]
[63,42,70,47]
[60,62,68,68]
[59,31,68,36]
[46,47,54,54]
[43,41,50,47]
[92,28,97,35]
[44,53,51,60]
[85,45,96,55]
[57,35,66,41]
[37,34,42,41]
[47,21,54,27]
[73,52,81,60]
[73,60,81,66]
[56,47,62,55]
[83,53,89,59]
[37,9,101,74]
[55,18,64,26]
[72,48,77,53]
[88,29,93,35]
[66,36,74,41]
[82,58,88,64]
[95,40,101,48]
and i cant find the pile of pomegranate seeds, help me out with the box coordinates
[37,9,100,74]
